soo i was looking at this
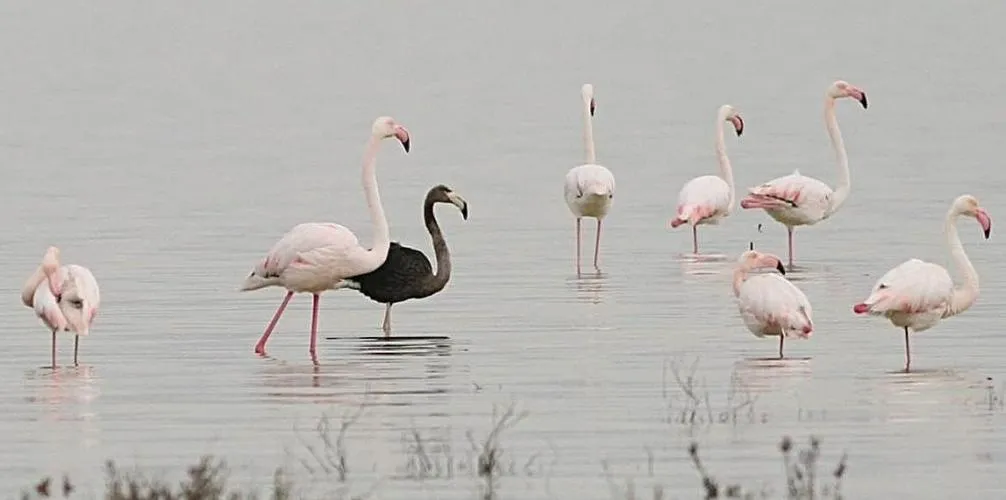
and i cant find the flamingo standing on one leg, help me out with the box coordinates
[853,195,991,372]
[21,246,101,369]
[240,116,411,363]
[733,250,814,359]
[564,83,615,275]
[739,80,868,269]
[668,104,744,254]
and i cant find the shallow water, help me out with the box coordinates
[2,1,1006,498]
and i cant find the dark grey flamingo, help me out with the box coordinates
[345,184,468,336]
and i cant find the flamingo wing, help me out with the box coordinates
[672,175,730,226]
[565,164,615,198]
[741,170,834,220]
[345,242,433,303]
[32,267,68,333]
[737,274,814,337]
[856,259,954,316]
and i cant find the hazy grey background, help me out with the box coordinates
[1,1,1005,498]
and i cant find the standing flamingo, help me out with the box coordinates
[733,249,814,358]
[240,116,411,362]
[739,80,868,268]
[20,246,101,368]
[853,195,991,372]
[668,104,744,254]
[564,83,615,275]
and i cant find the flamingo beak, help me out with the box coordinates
[394,126,410,153]
[853,88,868,109]
[977,208,992,239]
[775,259,786,275]
[448,192,469,220]
[730,115,744,136]
[589,98,595,117]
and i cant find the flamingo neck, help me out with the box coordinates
[824,97,851,217]
[944,209,980,318]
[20,265,46,307]
[715,110,735,210]
[582,100,596,164]
[420,199,451,298]
[362,135,390,270]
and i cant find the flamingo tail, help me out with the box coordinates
[740,194,792,210]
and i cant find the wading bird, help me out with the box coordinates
[21,246,100,368]
[240,116,411,362]
[853,195,991,372]
[740,80,868,268]
[346,184,468,337]
[733,249,813,358]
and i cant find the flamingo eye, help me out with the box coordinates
[68,298,83,309]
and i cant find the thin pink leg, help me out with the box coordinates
[51,330,57,369]
[255,291,294,355]
[692,225,698,254]
[309,293,320,362]
[74,336,79,366]
[575,218,582,275]
[904,327,911,372]
[787,227,795,268]
[778,336,784,359]
[593,219,602,272]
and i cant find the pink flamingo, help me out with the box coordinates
[853,195,991,372]
[733,249,813,359]
[668,104,744,253]
[240,116,410,362]
[20,246,101,368]
[739,80,868,268]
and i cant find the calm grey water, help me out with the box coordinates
[2,1,1005,498]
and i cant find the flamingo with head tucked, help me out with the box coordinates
[21,246,101,368]
[733,249,813,359]
[564,83,615,275]
[853,195,991,372]
[668,104,744,254]
[240,116,410,362]
[740,80,868,269]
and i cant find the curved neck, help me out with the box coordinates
[582,100,596,164]
[824,97,851,216]
[944,209,980,317]
[20,265,46,306]
[421,200,451,298]
[362,136,390,267]
[732,266,749,297]
[715,112,735,209]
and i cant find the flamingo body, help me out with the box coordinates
[564,164,615,218]
[737,273,814,339]
[853,258,953,332]
[741,169,835,226]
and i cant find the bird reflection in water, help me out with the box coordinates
[258,336,453,406]
[23,365,100,423]
[569,273,608,304]
[732,357,813,393]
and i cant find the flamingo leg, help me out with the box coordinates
[904,327,911,372]
[778,335,785,359]
[309,293,320,360]
[255,291,294,355]
[51,330,57,369]
[593,218,602,272]
[383,304,393,338]
[692,225,698,254]
[575,217,582,275]
[787,227,795,269]
[74,335,79,366]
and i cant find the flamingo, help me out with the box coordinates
[853,195,992,372]
[240,116,411,361]
[668,104,745,254]
[564,83,615,275]
[733,249,814,359]
[739,80,868,268]
[20,246,101,368]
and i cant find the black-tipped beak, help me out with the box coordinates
[749,241,754,251]
[734,116,744,137]
[858,93,868,109]
[984,226,991,239]
[401,139,410,153]
[589,99,595,117]
[461,204,469,220]
[776,261,786,275]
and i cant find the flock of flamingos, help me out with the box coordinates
[19,80,991,373]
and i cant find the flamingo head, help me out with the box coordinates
[738,250,786,275]
[581,83,595,116]
[372,116,410,153]
[719,104,744,136]
[828,80,868,109]
[41,246,62,297]
[427,184,469,220]
[954,194,992,239]
[58,276,95,337]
